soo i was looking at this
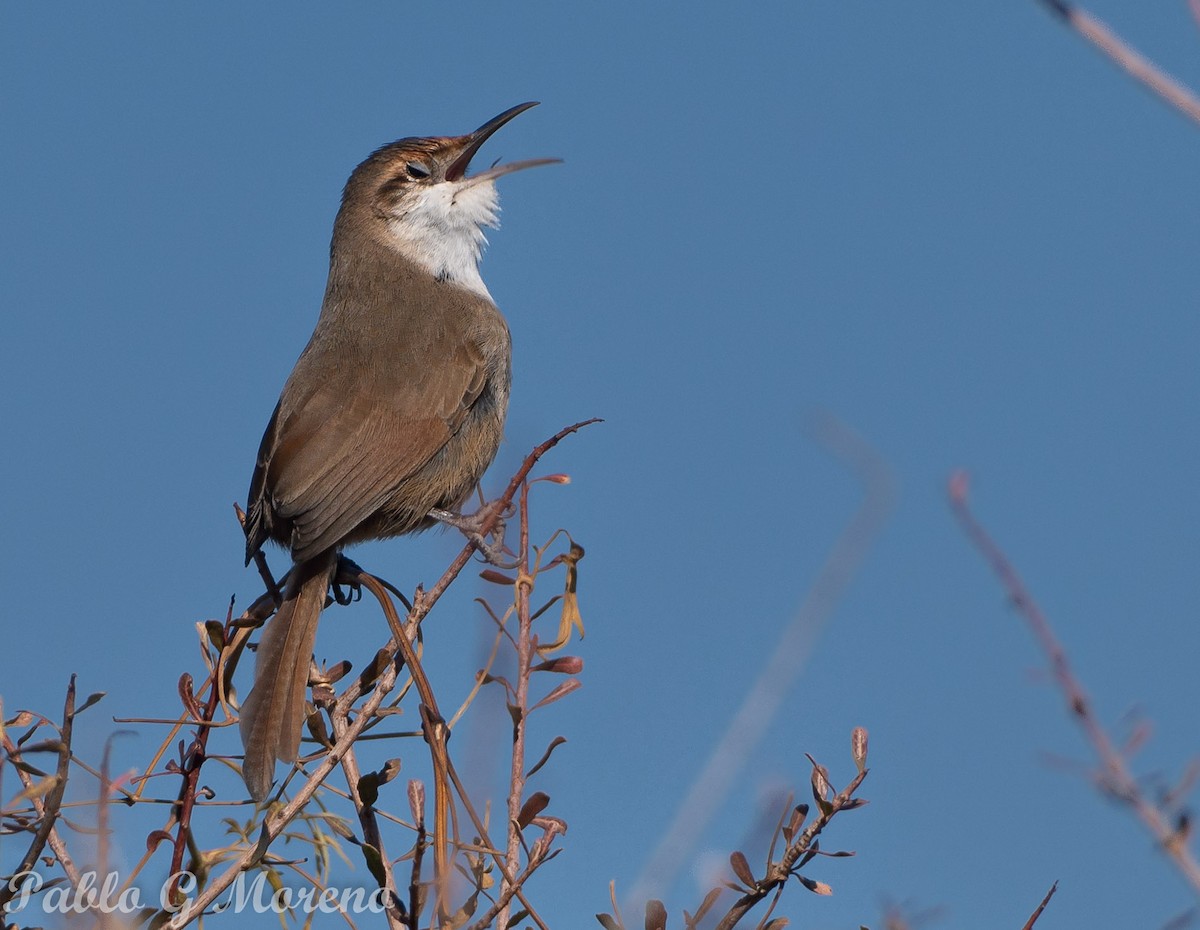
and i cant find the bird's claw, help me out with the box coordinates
[429,502,516,567]
[332,555,364,605]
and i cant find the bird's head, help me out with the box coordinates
[339,102,558,299]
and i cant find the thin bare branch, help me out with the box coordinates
[1020,880,1059,930]
[0,677,76,911]
[1036,0,1200,126]
[950,471,1200,896]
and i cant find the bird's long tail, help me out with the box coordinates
[239,550,337,802]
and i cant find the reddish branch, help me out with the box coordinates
[0,678,78,911]
[1020,880,1058,930]
[1037,0,1200,126]
[164,605,239,904]
[496,478,537,930]
[949,472,1200,896]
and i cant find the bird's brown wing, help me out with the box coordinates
[245,401,283,563]
[247,335,490,564]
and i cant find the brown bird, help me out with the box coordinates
[239,102,556,802]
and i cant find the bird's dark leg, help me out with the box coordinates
[429,500,516,568]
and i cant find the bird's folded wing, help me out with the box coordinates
[256,337,490,563]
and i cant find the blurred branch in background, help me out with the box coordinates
[627,415,895,908]
[1035,0,1200,126]
[949,470,1200,903]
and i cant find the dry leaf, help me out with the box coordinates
[797,876,833,896]
[851,726,868,772]
[729,851,755,887]
[541,542,585,653]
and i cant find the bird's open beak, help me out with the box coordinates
[445,101,561,184]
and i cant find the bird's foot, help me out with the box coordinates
[331,555,364,605]
[430,501,516,568]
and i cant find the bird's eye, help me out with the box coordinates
[405,162,431,179]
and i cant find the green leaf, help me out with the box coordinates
[361,843,388,888]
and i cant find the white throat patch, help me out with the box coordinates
[384,180,500,302]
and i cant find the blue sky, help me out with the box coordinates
[4,2,1200,927]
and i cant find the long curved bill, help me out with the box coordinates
[446,102,561,184]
